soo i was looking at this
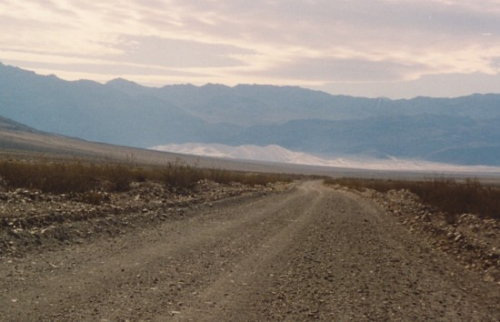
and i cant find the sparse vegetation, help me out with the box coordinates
[325,177,500,220]
[0,159,292,194]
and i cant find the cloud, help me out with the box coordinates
[0,0,499,96]
[114,35,253,68]
[491,57,500,71]
[251,57,430,82]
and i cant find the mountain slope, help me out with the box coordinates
[2,63,500,166]
[107,80,500,126]
[0,115,282,174]
[0,64,230,147]
[223,115,500,162]
[0,115,38,133]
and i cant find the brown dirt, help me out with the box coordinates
[352,186,500,284]
[1,181,498,321]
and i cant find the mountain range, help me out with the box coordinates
[1,62,499,166]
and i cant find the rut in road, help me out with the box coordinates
[1,181,499,321]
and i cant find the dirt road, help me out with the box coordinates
[1,181,498,320]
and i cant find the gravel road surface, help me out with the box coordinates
[1,181,498,321]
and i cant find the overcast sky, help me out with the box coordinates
[1,0,499,98]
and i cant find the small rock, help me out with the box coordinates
[483,274,495,282]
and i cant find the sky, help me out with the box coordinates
[1,0,499,98]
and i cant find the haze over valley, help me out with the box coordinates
[152,143,500,173]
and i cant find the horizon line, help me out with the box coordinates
[2,61,499,101]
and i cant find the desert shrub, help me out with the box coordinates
[325,177,500,220]
[160,163,204,189]
[207,168,236,184]
[0,160,135,193]
[100,164,134,192]
[0,161,96,193]
[0,159,292,195]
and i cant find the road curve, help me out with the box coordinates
[1,181,498,320]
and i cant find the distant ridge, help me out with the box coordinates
[1,62,500,166]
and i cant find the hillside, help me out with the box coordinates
[0,115,38,132]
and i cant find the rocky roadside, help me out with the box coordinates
[0,180,291,258]
[331,185,500,285]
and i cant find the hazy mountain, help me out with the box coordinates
[0,63,233,147]
[1,62,500,166]
[223,115,500,164]
[107,80,500,126]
